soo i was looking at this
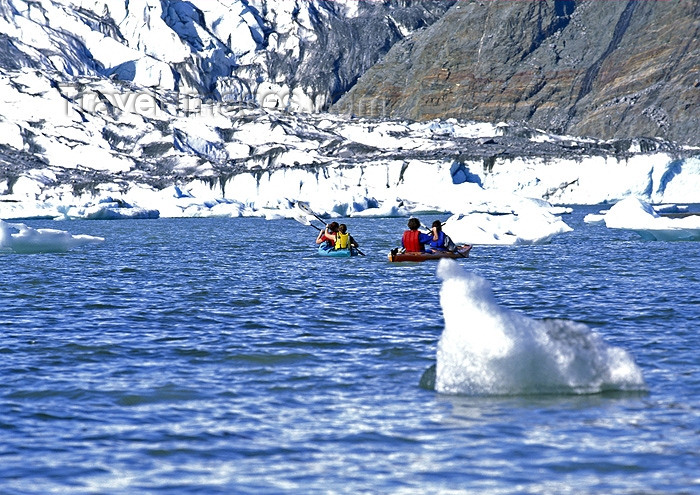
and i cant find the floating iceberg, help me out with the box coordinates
[430,259,646,396]
[0,220,104,254]
[603,197,700,241]
[57,198,160,220]
[443,198,573,245]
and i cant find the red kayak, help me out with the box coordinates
[387,245,472,262]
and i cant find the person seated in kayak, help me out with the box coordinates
[336,224,359,251]
[427,220,456,253]
[402,217,433,252]
[316,221,339,250]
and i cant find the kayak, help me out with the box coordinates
[317,245,359,257]
[388,245,472,262]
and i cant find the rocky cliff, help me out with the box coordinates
[333,0,700,145]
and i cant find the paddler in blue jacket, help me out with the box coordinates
[427,220,455,252]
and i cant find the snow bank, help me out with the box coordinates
[433,260,646,395]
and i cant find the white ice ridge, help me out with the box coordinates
[0,220,104,253]
[434,259,646,396]
[586,197,700,241]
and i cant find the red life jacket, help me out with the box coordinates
[320,233,335,248]
[402,230,423,252]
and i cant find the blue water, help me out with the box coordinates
[1,208,699,494]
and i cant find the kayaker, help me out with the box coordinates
[336,224,359,250]
[402,217,433,252]
[316,221,339,250]
[427,220,455,252]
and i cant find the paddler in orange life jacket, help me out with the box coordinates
[316,221,339,251]
[402,217,433,252]
[335,223,359,251]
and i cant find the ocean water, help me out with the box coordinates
[1,207,699,494]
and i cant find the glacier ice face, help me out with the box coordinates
[0,1,698,238]
[0,64,698,247]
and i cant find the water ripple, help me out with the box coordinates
[0,213,698,493]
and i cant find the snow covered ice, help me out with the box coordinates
[433,259,647,396]
[0,220,104,253]
[2,66,698,245]
[585,197,700,241]
[1,0,699,246]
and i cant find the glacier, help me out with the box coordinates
[0,0,452,108]
[2,66,699,244]
[1,0,699,247]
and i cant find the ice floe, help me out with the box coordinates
[600,197,700,241]
[432,259,646,395]
[0,220,104,253]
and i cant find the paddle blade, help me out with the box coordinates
[293,214,320,230]
[294,215,310,225]
[296,201,327,224]
[296,201,314,215]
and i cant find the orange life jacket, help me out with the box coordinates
[402,230,423,252]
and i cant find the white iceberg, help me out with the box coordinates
[603,197,700,241]
[441,198,573,245]
[0,220,105,253]
[56,198,160,220]
[432,259,646,396]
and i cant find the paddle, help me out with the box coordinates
[295,202,366,256]
[293,214,321,231]
[296,201,327,226]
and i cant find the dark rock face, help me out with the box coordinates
[333,0,700,145]
[263,0,456,108]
